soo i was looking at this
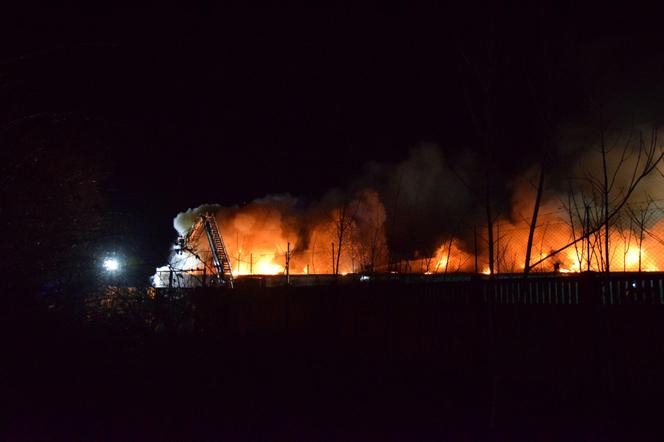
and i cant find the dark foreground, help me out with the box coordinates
[4,278,664,440]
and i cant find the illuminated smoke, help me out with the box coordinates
[153,136,664,285]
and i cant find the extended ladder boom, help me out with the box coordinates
[201,214,234,287]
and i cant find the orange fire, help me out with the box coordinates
[176,190,388,276]
[175,191,664,277]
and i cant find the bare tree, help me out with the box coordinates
[455,35,502,276]
[423,255,434,274]
[531,127,663,271]
[524,157,546,275]
[566,189,586,271]
[626,198,656,272]
[600,121,611,271]
[364,204,387,273]
[565,190,603,271]
[331,201,358,275]
[443,237,453,278]
[616,214,634,272]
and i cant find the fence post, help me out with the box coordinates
[580,272,601,305]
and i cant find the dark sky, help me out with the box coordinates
[4,2,664,270]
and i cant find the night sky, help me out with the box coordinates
[3,3,664,275]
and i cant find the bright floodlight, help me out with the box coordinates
[103,258,120,272]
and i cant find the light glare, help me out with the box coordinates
[103,258,120,271]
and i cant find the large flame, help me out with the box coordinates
[150,138,664,286]
[153,182,664,286]
[154,196,664,285]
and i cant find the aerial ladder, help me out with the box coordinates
[181,213,234,288]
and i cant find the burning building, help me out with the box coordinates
[152,136,664,288]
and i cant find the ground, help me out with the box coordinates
[4,283,664,440]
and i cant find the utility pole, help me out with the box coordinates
[474,225,478,273]
[286,241,291,285]
[250,253,253,275]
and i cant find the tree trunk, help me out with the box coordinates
[601,126,610,273]
[524,159,545,276]
[335,205,347,275]
[486,185,495,275]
